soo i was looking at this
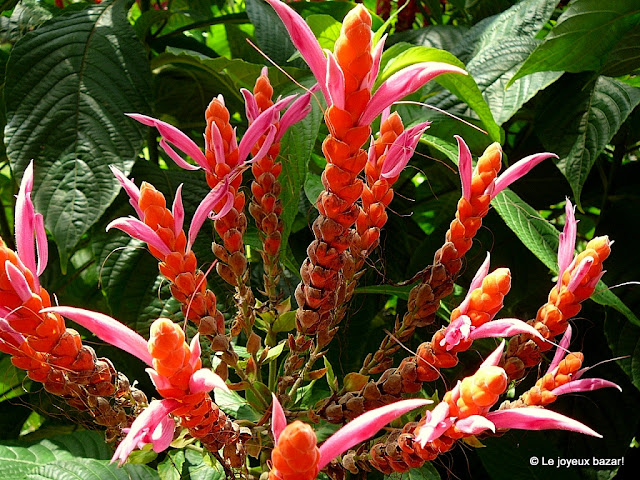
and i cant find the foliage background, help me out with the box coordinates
[0,0,639,479]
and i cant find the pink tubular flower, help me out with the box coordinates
[378,121,430,179]
[265,0,466,125]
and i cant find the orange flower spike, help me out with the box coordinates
[270,421,320,480]
[447,365,508,418]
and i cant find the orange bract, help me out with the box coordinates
[269,421,320,480]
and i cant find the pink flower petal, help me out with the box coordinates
[277,90,313,141]
[111,399,180,465]
[206,117,226,166]
[567,256,594,293]
[150,414,176,453]
[14,161,42,287]
[326,51,345,110]
[380,121,430,179]
[189,369,229,394]
[485,408,602,437]
[128,114,207,170]
[550,378,621,396]
[239,96,294,163]
[441,315,472,351]
[415,402,453,446]
[110,165,144,219]
[189,333,201,369]
[365,34,387,91]
[271,393,287,444]
[159,139,202,171]
[146,368,172,391]
[5,261,33,303]
[458,252,491,315]
[480,341,505,368]
[360,62,467,125]
[547,325,572,375]
[242,88,260,123]
[172,185,185,235]
[455,135,473,202]
[265,0,329,102]
[557,198,577,289]
[187,181,230,252]
[107,217,172,256]
[33,213,47,278]
[318,398,430,469]
[455,415,495,435]
[249,125,277,165]
[42,306,153,366]
[470,318,544,341]
[491,152,558,198]
[0,317,25,347]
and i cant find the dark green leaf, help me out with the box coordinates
[605,313,640,391]
[4,0,153,269]
[536,75,640,205]
[390,462,440,479]
[24,458,158,480]
[512,0,640,82]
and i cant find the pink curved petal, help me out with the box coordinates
[271,393,287,444]
[111,399,180,465]
[150,414,176,453]
[455,135,473,202]
[189,333,201,369]
[206,118,226,166]
[249,125,277,166]
[110,165,144,219]
[187,181,230,252]
[441,315,472,351]
[265,0,328,102]
[318,398,430,469]
[455,415,495,435]
[485,408,602,437]
[189,369,229,394]
[365,34,387,91]
[15,161,40,285]
[550,378,621,396]
[172,185,185,235]
[360,62,467,125]
[242,88,260,123]
[5,261,33,302]
[326,51,345,110]
[146,368,172,391]
[567,256,594,293]
[470,318,544,341]
[128,114,207,170]
[107,217,171,256]
[458,252,491,315]
[380,121,430,179]
[0,317,25,347]
[239,96,294,163]
[557,199,577,289]
[415,402,453,446]
[33,213,47,277]
[43,306,153,366]
[491,152,558,198]
[480,341,505,368]
[277,90,313,141]
[159,138,202,171]
[547,325,572,375]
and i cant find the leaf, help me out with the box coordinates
[604,311,640,392]
[278,80,324,248]
[4,0,153,269]
[0,355,29,402]
[323,357,338,392]
[492,189,640,326]
[512,0,640,83]
[307,14,342,51]
[272,311,296,333]
[158,450,185,480]
[354,283,415,301]
[389,25,470,52]
[427,0,560,126]
[343,372,369,392]
[24,458,158,480]
[183,449,225,480]
[213,389,260,423]
[0,431,112,480]
[536,74,640,205]
[389,462,440,480]
[377,44,501,142]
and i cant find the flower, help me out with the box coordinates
[265,0,467,125]
[270,394,430,479]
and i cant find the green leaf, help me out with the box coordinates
[493,189,640,327]
[158,450,185,480]
[378,44,501,142]
[0,431,113,480]
[389,462,440,479]
[272,311,296,333]
[183,449,225,480]
[605,313,640,391]
[512,0,640,83]
[4,0,153,269]
[536,75,640,205]
[213,389,260,423]
[354,283,415,301]
[24,458,158,480]
[323,357,338,392]
[0,355,29,402]
[307,14,341,51]
[278,80,324,247]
